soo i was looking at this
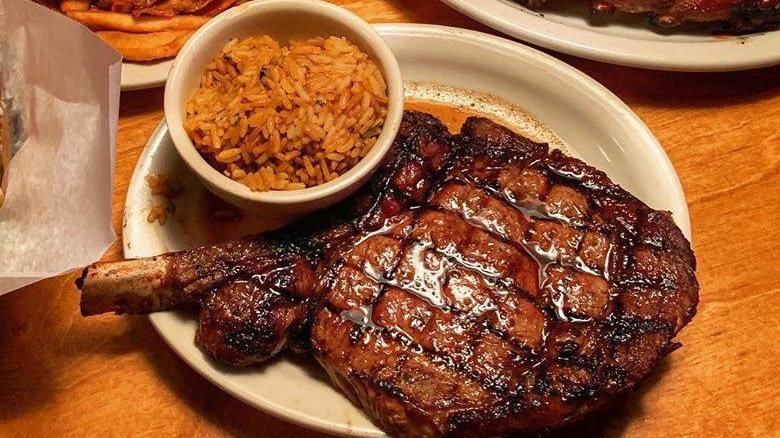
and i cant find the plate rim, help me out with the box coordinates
[125,23,691,438]
[439,0,780,72]
[121,59,173,91]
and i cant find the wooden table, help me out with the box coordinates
[2,1,780,436]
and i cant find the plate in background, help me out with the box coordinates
[123,24,690,437]
[439,0,780,71]
[121,59,173,91]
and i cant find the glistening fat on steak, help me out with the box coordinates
[78,111,698,438]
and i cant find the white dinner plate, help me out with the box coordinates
[121,59,173,91]
[123,24,690,437]
[439,0,780,71]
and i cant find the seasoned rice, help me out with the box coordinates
[184,35,388,192]
[147,205,167,225]
[145,173,170,196]
[145,173,174,225]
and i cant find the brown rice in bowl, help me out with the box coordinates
[183,35,389,192]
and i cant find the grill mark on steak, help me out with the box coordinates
[332,294,537,396]
[428,184,607,300]
[78,111,698,438]
[318,120,617,405]
[330,210,541,396]
[337,210,547,351]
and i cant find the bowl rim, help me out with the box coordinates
[164,0,404,206]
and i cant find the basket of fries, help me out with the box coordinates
[60,0,239,61]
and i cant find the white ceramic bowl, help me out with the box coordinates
[164,0,403,216]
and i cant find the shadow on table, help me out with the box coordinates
[384,0,494,32]
[0,277,160,422]
[556,57,780,110]
[120,87,165,116]
[0,288,61,422]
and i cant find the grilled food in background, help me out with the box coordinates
[522,0,780,28]
[78,111,699,438]
[59,0,238,61]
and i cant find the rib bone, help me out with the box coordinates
[78,255,179,316]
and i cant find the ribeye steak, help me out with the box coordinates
[78,111,698,437]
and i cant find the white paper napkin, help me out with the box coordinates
[0,0,122,295]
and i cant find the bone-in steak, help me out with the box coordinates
[78,111,698,437]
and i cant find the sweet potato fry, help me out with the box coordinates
[67,10,209,33]
[96,30,194,61]
[60,0,91,12]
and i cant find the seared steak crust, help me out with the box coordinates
[307,112,697,437]
[78,111,698,438]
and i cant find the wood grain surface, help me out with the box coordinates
[2,1,780,437]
